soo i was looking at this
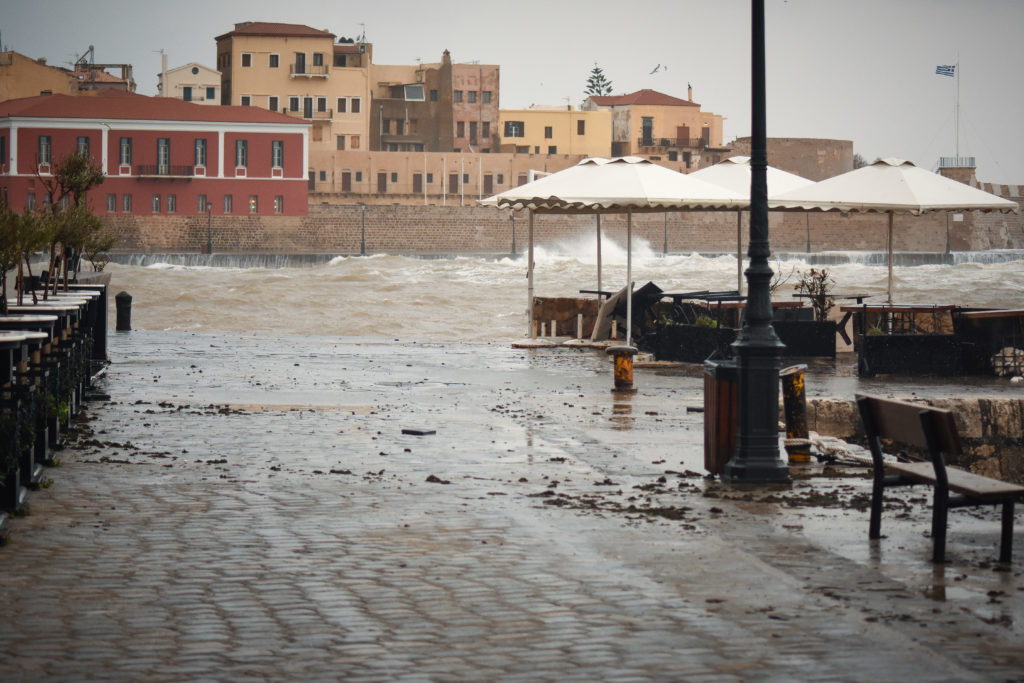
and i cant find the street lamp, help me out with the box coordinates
[723,0,789,484]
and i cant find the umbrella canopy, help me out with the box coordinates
[481,157,747,343]
[689,156,814,293]
[481,156,747,213]
[771,158,1018,303]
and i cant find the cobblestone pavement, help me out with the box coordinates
[0,331,1022,682]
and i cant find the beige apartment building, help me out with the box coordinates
[215,21,372,190]
[0,52,77,100]
[498,106,611,157]
[158,61,222,104]
[584,87,727,168]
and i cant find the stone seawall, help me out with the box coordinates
[105,198,1024,255]
[809,397,1024,484]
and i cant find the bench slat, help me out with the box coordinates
[887,461,1024,498]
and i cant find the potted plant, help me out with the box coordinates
[771,268,838,357]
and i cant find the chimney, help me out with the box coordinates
[688,84,693,101]
[161,52,168,97]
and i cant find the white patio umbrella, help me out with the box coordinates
[689,156,814,295]
[771,158,1018,303]
[480,156,746,344]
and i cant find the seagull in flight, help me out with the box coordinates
[649,64,660,74]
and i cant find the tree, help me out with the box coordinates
[584,64,614,98]
[852,153,868,169]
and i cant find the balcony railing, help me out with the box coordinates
[284,108,333,120]
[135,165,195,177]
[290,64,329,78]
[638,137,709,150]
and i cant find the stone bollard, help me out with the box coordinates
[780,364,811,462]
[115,291,132,332]
[607,345,639,393]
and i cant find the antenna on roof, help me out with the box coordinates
[358,23,366,43]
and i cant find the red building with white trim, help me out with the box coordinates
[0,91,310,216]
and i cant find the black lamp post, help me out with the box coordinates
[723,0,789,484]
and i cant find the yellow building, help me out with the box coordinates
[158,61,222,105]
[498,106,611,157]
[215,21,372,190]
[584,87,726,168]
[0,51,77,100]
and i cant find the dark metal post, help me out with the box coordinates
[510,213,516,255]
[723,0,788,483]
[206,204,212,255]
[360,203,366,256]
[115,291,132,332]
[663,213,668,256]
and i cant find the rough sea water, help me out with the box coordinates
[103,235,1024,339]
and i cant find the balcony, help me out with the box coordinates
[290,64,329,78]
[637,137,709,150]
[284,108,333,121]
[135,165,195,178]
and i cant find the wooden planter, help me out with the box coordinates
[646,323,738,363]
[857,334,962,377]
[773,320,837,357]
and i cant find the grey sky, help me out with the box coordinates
[3,0,1022,183]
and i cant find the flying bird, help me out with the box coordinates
[649,64,660,74]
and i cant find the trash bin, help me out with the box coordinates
[703,359,738,475]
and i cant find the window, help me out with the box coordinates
[194,139,207,167]
[206,86,215,101]
[249,195,258,213]
[26,193,35,210]
[395,119,404,135]
[482,91,492,103]
[271,140,284,168]
[336,135,345,150]
[289,96,299,113]
[504,121,524,138]
[456,121,465,138]
[355,171,362,182]
[534,146,540,154]
[122,194,132,212]
[351,135,360,149]
[351,97,360,113]
[191,66,199,75]
[268,96,279,111]
[167,195,176,213]
[76,136,89,156]
[468,91,476,103]
[198,194,207,213]
[469,121,477,143]
[319,171,326,181]
[317,97,327,113]
[337,97,346,113]
[38,136,52,164]
[668,151,678,162]
[240,95,251,106]
[152,194,161,212]
[454,91,463,103]
[235,140,248,168]
[157,138,170,173]
[577,120,586,135]
[107,194,116,212]
[391,172,398,183]
[544,126,553,139]
[404,84,424,101]
[119,137,132,165]
[548,146,557,154]
[497,174,504,184]
[312,53,324,67]
[241,53,252,67]
[462,173,469,184]
[183,86,193,102]
[334,54,347,67]
[426,173,433,183]
[429,89,438,102]
[269,54,279,68]
[224,195,233,213]
[382,119,391,134]
[482,121,490,138]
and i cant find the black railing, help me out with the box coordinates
[638,137,709,149]
[135,165,195,177]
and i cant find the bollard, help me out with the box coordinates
[551,319,557,338]
[607,345,639,393]
[577,314,583,340]
[115,291,132,332]
[540,322,546,337]
[780,364,810,462]
[611,320,618,340]
[531,319,538,339]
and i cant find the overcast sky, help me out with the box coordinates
[4,0,1022,183]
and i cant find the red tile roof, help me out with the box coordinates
[589,89,698,108]
[215,22,334,41]
[334,44,364,55]
[0,92,305,126]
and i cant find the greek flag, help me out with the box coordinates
[936,64,956,77]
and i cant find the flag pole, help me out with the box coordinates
[955,52,960,161]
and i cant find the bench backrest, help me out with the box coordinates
[856,394,962,482]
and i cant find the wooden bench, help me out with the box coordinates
[856,394,1024,563]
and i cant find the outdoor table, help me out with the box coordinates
[840,303,956,336]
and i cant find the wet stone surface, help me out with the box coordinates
[0,330,1023,681]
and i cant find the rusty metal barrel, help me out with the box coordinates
[606,345,639,393]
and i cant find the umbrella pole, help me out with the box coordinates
[596,214,602,296]
[887,212,894,305]
[626,209,633,346]
[736,210,743,295]
[528,210,535,337]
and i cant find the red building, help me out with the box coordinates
[0,91,310,216]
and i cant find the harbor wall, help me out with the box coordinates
[106,189,1024,255]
